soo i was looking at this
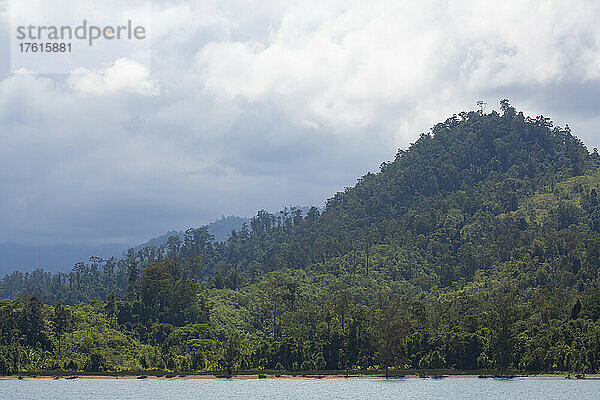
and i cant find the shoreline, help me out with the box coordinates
[3,373,599,380]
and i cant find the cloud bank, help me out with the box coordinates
[1,0,599,245]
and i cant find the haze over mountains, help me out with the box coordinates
[0,210,319,276]
[0,215,249,275]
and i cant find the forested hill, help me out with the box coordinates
[4,101,600,375]
[1,100,598,302]
[326,100,588,222]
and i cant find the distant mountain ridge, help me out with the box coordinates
[133,216,251,252]
[0,216,249,275]
[0,243,127,275]
[0,210,318,275]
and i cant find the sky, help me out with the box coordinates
[1,0,600,247]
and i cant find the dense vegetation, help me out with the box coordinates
[3,101,600,376]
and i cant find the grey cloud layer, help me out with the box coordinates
[1,0,599,245]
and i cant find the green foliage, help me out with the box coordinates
[2,102,600,375]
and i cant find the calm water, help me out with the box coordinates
[2,377,599,400]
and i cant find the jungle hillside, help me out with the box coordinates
[2,101,600,376]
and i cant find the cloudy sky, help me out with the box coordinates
[1,0,600,247]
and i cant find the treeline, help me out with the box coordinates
[2,264,600,375]
[2,101,600,375]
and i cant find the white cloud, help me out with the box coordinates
[196,0,600,131]
[68,58,158,96]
